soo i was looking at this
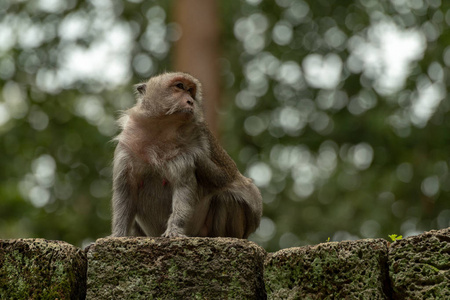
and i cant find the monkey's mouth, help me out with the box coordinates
[176,108,194,115]
[165,106,194,117]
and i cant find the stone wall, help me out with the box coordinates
[1,227,449,299]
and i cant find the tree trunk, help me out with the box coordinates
[172,0,221,137]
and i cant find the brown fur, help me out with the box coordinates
[111,72,262,238]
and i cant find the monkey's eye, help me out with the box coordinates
[176,83,185,90]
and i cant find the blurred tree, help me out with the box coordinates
[172,0,222,136]
[0,0,449,252]
[221,0,450,251]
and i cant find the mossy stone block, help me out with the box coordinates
[0,238,87,299]
[86,237,266,299]
[265,239,391,299]
[389,227,450,299]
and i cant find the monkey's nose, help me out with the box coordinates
[187,100,194,106]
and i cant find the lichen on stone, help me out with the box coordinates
[0,238,87,299]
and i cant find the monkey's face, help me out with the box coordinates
[135,72,204,123]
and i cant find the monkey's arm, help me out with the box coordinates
[111,144,138,237]
[163,172,198,237]
[195,124,239,188]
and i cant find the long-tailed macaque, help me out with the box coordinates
[111,72,262,238]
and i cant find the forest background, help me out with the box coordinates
[1,0,449,252]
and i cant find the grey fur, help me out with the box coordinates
[111,72,262,238]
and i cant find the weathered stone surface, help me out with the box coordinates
[264,239,391,299]
[0,238,87,299]
[389,227,450,299]
[87,237,266,299]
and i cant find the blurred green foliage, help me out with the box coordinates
[1,0,449,251]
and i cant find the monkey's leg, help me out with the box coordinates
[111,169,138,237]
[208,184,262,238]
[111,192,137,236]
[207,195,246,238]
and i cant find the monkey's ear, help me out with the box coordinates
[135,83,147,95]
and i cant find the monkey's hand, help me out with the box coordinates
[162,227,187,238]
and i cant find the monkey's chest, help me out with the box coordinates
[131,141,183,166]
[121,127,183,164]
[134,169,172,192]
[134,173,174,236]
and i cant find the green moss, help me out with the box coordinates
[265,239,390,299]
[0,239,87,299]
[87,237,266,299]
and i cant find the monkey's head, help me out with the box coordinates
[134,72,204,123]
